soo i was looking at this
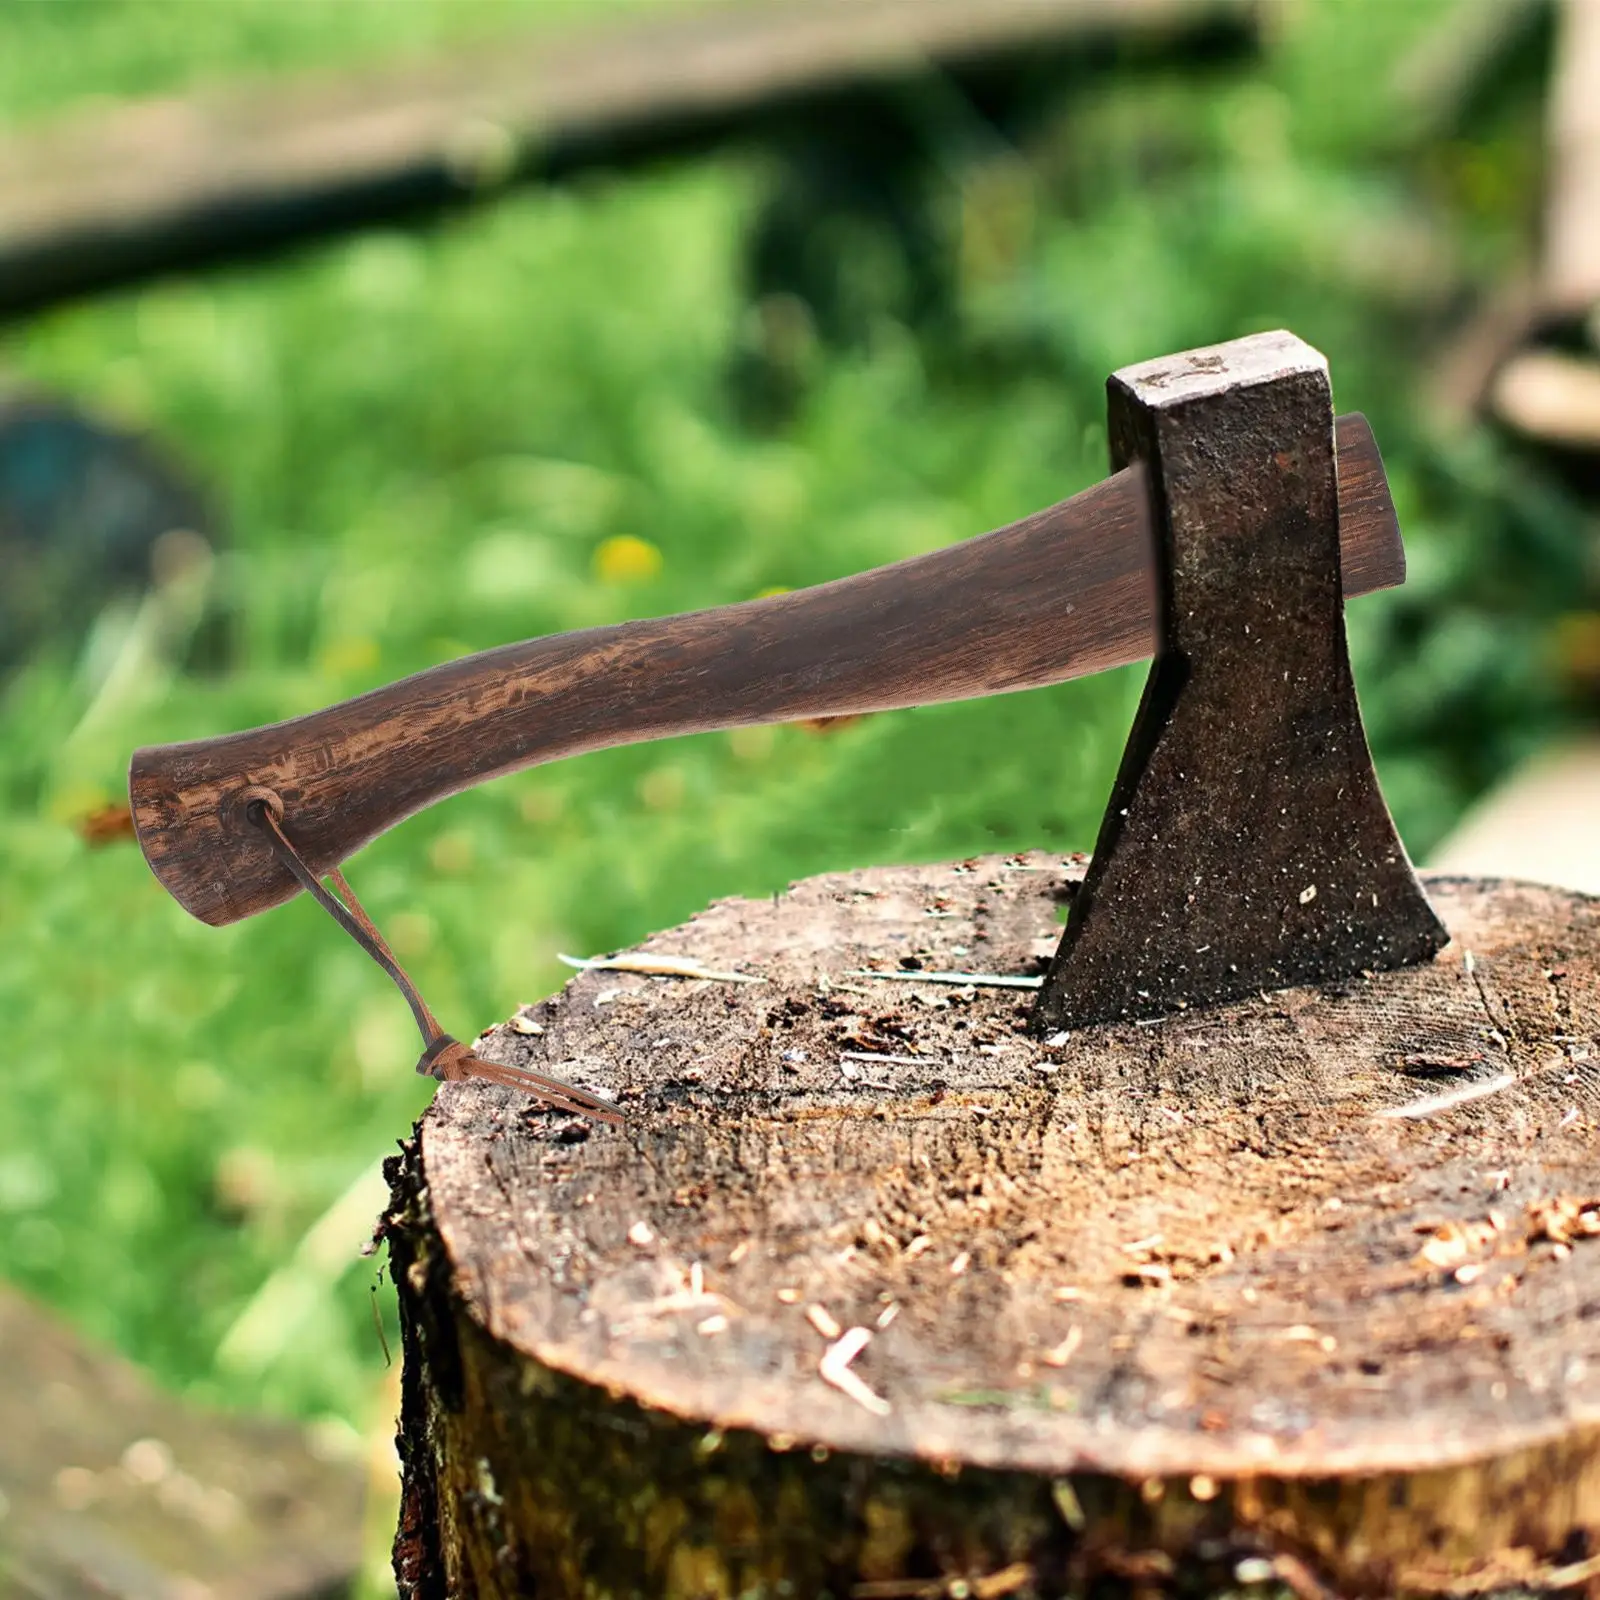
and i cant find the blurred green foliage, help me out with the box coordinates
[0,0,1591,1469]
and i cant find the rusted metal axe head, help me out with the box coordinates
[1034,330,1446,1031]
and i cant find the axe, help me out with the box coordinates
[130,331,1443,1122]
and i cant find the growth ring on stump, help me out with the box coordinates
[387,855,1600,1599]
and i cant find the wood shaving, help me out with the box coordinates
[1042,1327,1082,1368]
[696,1314,728,1336]
[558,952,763,983]
[1377,1070,1516,1120]
[606,1271,731,1332]
[848,969,1043,990]
[806,1304,843,1339]
[819,1326,890,1416]
[1127,1263,1172,1286]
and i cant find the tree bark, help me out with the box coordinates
[385,853,1600,1598]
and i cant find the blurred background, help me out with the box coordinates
[1,0,1597,1593]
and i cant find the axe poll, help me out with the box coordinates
[130,395,1408,1120]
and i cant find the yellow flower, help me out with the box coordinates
[593,535,663,584]
[317,635,380,677]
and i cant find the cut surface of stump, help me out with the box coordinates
[388,853,1600,1598]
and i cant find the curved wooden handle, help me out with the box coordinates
[132,413,1402,926]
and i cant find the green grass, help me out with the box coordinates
[0,0,1588,1471]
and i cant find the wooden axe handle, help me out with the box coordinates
[132,413,1402,927]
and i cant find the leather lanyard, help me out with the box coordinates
[247,798,622,1124]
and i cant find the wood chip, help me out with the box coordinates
[727,1240,751,1266]
[776,1287,800,1304]
[1052,1478,1086,1531]
[627,1221,654,1248]
[1042,1327,1082,1368]
[558,952,763,983]
[806,1304,842,1339]
[696,1314,729,1336]
[508,1013,544,1035]
[819,1327,890,1416]
[1415,1216,1500,1272]
[904,1235,932,1260]
[1528,1195,1600,1246]
[949,1251,971,1277]
[875,1302,900,1330]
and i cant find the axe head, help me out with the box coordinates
[1033,330,1446,1032]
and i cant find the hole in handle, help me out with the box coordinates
[234,783,284,831]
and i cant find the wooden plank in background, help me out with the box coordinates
[0,0,1256,315]
[1428,739,1600,895]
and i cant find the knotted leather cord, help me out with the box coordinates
[246,800,623,1124]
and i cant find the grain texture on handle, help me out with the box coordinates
[131,413,1400,927]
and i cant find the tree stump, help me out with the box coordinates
[385,851,1600,1598]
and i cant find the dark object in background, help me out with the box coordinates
[0,1284,364,1599]
[0,393,224,678]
